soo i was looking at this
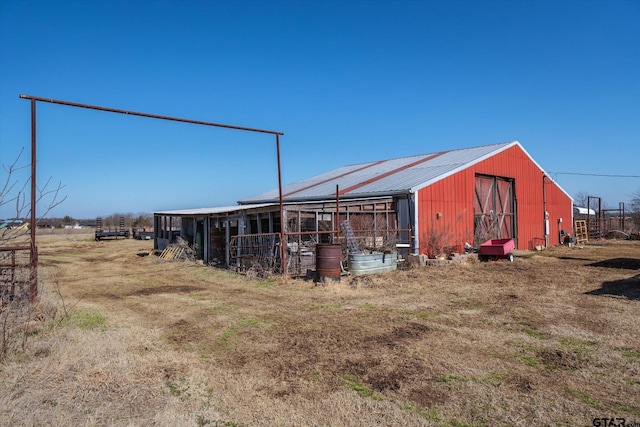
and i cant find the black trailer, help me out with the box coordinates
[95,217,129,241]
[133,228,153,240]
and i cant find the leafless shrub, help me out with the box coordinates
[347,215,398,252]
[245,261,272,280]
[0,271,71,363]
[0,298,30,361]
[420,219,456,258]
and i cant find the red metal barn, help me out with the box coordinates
[155,141,572,271]
[238,140,572,253]
[414,142,573,252]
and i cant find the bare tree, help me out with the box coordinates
[1,147,67,244]
[131,214,153,229]
[629,188,640,232]
[573,191,589,208]
[630,188,640,214]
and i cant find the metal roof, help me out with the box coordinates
[154,203,277,216]
[239,141,520,204]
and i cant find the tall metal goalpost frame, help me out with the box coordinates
[19,94,286,300]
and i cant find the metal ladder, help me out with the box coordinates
[340,220,361,254]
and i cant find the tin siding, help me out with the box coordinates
[417,169,476,254]
[417,145,572,252]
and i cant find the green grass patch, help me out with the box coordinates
[567,387,599,408]
[560,337,598,354]
[340,375,375,398]
[521,326,546,339]
[403,403,441,422]
[624,377,640,386]
[508,340,544,368]
[216,317,270,349]
[165,378,191,401]
[508,338,526,348]
[481,373,504,385]
[360,303,377,309]
[517,355,539,367]
[615,404,640,417]
[64,309,107,331]
[196,416,238,427]
[558,337,598,364]
[41,398,58,407]
[620,348,640,359]
[256,277,279,287]
[416,310,440,319]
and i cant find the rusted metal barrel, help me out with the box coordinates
[315,244,342,282]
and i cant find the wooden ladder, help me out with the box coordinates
[574,220,588,244]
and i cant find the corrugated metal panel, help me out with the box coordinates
[416,144,573,252]
[239,141,516,203]
[155,203,277,216]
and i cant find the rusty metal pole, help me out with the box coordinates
[542,174,548,248]
[276,133,286,274]
[335,184,339,243]
[29,98,38,301]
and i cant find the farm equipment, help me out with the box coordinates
[133,228,153,240]
[478,238,515,262]
[95,217,130,241]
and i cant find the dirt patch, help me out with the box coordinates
[389,322,431,339]
[536,348,580,370]
[164,318,207,345]
[128,285,205,296]
[409,383,448,406]
[508,374,536,393]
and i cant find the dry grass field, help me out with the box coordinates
[1,232,639,426]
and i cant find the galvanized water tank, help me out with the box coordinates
[348,251,398,275]
[315,244,342,282]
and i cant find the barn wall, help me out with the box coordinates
[417,145,573,252]
[416,170,475,256]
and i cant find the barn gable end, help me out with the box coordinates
[415,143,573,252]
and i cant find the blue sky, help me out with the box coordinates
[1,0,638,219]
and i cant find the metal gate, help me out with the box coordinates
[1,246,37,303]
[474,175,516,245]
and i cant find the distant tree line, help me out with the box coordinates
[4,213,154,230]
[630,189,640,232]
[99,213,153,229]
